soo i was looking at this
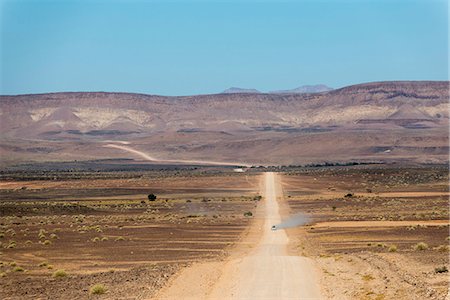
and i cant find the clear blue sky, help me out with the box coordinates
[0,0,448,95]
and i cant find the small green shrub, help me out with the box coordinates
[362,274,374,281]
[388,245,397,252]
[435,266,448,273]
[52,269,67,278]
[38,262,48,267]
[90,284,107,295]
[13,266,24,272]
[414,242,429,251]
[243,211,253,217]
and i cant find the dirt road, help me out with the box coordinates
[104,143,251,167]
[155,172,322,299]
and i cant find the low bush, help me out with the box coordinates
[90,284,107,295]
[52,269,68,278]
[414,242,428,251]
[388,245,397,252]
[38,262,48,267]
[435,266,448,273]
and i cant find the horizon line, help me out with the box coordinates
[0,79,448,97]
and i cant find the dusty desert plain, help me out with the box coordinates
[0,162,448,299]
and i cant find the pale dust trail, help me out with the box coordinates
[103,143,251,167]
[154,172,323,300]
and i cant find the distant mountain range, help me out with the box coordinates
[222,84,333,94]
[0,81,448,166]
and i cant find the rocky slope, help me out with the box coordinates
[0,81,448,166]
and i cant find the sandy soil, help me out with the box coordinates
[282,166,449,300]
[155,172,322,299]
[0,172,261,299]
[314,220,449,228]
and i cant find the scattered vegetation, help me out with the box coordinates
[434,266,448,273]
[90,284,107,295]
[147,193,157,201]
[52,269,68,278]
[362,274,375,281]
[13,266,24,272]
[38,261,48,267]
[388,245,397,252]
[414,242,429,251]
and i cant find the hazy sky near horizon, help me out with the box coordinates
[0,0,448,95]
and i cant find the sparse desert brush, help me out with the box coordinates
[414,242,429,251]
[388,245,397,252]
[52,269,67,278]
[362,274,375,281]
[7,241,16,248]
[0,272,6,277]
[49,233,58,239]
[38,262,48,267]
[243,211,253,217]
[92,237,100,242]
[0,233,4,238]
[47,265,54,270]
[434,266,448,273]
[101,237,109,241]
[25,240,33,245]
[90,283,107,295]
[13,266,24,272]
[42,240,52,245]
[115,236,125,241]
[9,261,17,267]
